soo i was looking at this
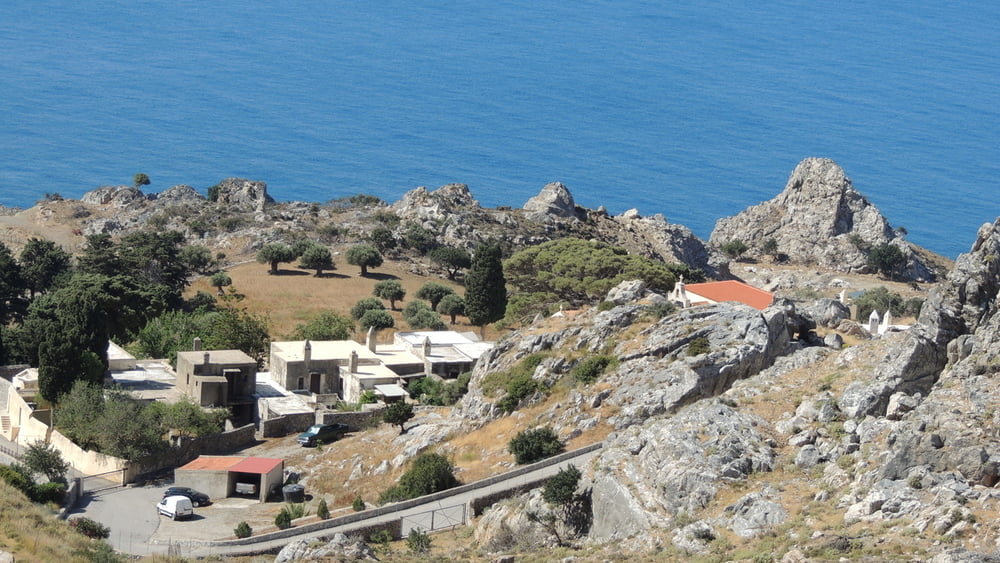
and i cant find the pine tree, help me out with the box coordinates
[464,242,506,334]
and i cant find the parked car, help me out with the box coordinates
[157,495,193,520]
[162,486,211,507]
[297,423,349,446]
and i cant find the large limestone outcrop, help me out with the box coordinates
[153,184,204,204]
[711,158,932,280]
[213,178,273,212]
[588,402,777,541]
[459,283,791,430]
[838,218,1000,419]
[523,181,579,220]
[392,183,481,222]
[81,185,147,208]
[274,532,377,561]
[605,211,729,280]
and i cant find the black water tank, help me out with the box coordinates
[282,483,305,503]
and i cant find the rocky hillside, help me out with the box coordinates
[1,158,951,289]
[357,217,1000,562]
[711,158,940,282]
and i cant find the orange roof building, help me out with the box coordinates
[174,456,285,503]
[674,280,774,310]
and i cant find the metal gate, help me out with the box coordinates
[81,469,125,494]
[401,503,466,536]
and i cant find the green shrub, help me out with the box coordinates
[373,211,400,225]
[286,502,307,519]
[234,521,252,538]
[317,498,330,519]
[571,355,617,384]
[32,481,67,504]
[352,496,365,512]
[0,464,33,496]
[275,507,292,530]
[542,464,581,506]
[647,301,677,319]
[70,517,110,539]
[687,336,710,356]
[370,529,393,548]
[597,300,615,312]
[407,528,432,554]
[379,452,458,504]
[509,427,565,464]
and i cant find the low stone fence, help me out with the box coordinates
[130,424,258,483]
[319,408,383,431]
[259,412,316,438]
[195,441,605,550]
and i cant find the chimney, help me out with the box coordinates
[304,340,312,369]
[203,352,211,365]
[349,350,358,373]
[193,337,202,351]
[422,336,432,358]
[366,326,376,352]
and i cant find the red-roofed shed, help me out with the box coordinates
[684,281,774,310]
[174,456,285,503]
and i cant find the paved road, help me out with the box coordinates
[143,445,601,559]
[69,485,163,555]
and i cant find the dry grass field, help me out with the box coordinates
[186,259,476,342]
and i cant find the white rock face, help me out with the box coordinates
[710,157,933,280]
[523,182,577,219]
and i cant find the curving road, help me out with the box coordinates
[140,443,602,559]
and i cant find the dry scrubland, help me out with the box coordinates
[187,259,476,341]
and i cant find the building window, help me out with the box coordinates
[297,377,304,390]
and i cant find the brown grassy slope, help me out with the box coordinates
[0,481,108,562]
[187,260,472,341]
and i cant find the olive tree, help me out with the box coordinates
[346,244,383,276]
[256,243,297,275]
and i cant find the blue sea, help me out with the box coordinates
[1,1,998,259]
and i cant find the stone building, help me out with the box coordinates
[175,349,257,425]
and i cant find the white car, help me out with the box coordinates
[157,495,194,520]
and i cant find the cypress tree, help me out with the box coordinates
[464,242,507,334]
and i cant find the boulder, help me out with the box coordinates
[523,182,578,219]
[213,178,273,212]
[725,490,788,537]
[801,298,851,329]
[154,184,204,203]
[274,532,377,561]
[81,185,147,208]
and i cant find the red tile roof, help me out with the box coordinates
[178,456,284,474]
[178,456,243,471]
[685,281,774,310]
[229,457,284,475]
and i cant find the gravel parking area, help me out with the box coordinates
[72,474,306,556]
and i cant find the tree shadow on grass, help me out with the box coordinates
[268,269,310,276]
[312,272,350,279]
[361,272,400,281]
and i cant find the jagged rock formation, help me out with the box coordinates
[523,181,580,220]
[474,488,588,552]
[81,185,147,207]
[153,184,204,203]
[711,158,934,281]
[213,177,273,212]
[274,533,377,562]
[390,182,725,277]
[588,402,777,541]
[838,218,1000,419]
[594,211,729,279]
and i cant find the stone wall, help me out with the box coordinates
[259,412,317,438]
[319,408,384,431]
